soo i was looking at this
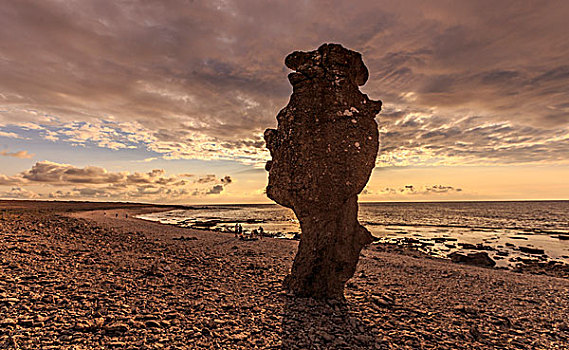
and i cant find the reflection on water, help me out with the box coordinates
[136,201,569,267]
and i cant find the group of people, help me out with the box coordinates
[234,223,264,240]
[102,212,128,218]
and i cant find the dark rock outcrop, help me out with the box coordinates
[449,252,496,267]
[518,246,545,255]
[264,43,381,299]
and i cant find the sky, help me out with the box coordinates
[1,0,569,204]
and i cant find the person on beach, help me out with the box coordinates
[234,223,240,238]
[252,229,258,239]
[258,226,264,239]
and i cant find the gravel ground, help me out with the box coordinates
[0,201,568,349]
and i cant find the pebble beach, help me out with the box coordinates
[1,200,568,349]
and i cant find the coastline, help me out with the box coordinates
[133,204,569,278]
[1,201,568,349]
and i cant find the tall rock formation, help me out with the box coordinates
[264,43,381,299]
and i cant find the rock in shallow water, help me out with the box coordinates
[518,246,545,255]
[449,252,496,267]
[264,43,381,299]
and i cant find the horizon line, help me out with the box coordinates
[1,198,568,206]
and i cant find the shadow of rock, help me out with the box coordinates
[280,296,384,350]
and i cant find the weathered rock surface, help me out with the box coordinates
[264,43,381,299]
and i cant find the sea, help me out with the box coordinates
[136,201,569,267]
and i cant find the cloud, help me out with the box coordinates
[0,174,24,186]
[377,111,569,167]
[0,0,568,168]
[137,157,158,163]
[380,184,463,195]
[206,185,224,195]
[21,161,127,184]
[1,187,39,199]
[195,174,218,184]
[0,161,233,201]
[425,185,462,193]
[0,150,34,159]
[0,131,21,139]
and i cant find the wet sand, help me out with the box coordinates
[1,200,568,349]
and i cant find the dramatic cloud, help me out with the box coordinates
[0,161,232,200]
[1,0,568,168]
[0,150,34,159]
[377,113,569,166]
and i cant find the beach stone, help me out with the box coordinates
[145,320,162,328]
[371,295,393,308]
[0,318,17,327]
[449,252,496,267]
[105,322,129,334]
[264,43,381,299]
[18,318,35,327]
[1,297,20,304]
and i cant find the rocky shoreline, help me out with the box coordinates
[1,201,569,349]
[372,238,569,279]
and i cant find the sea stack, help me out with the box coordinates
[264,43,381,299]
